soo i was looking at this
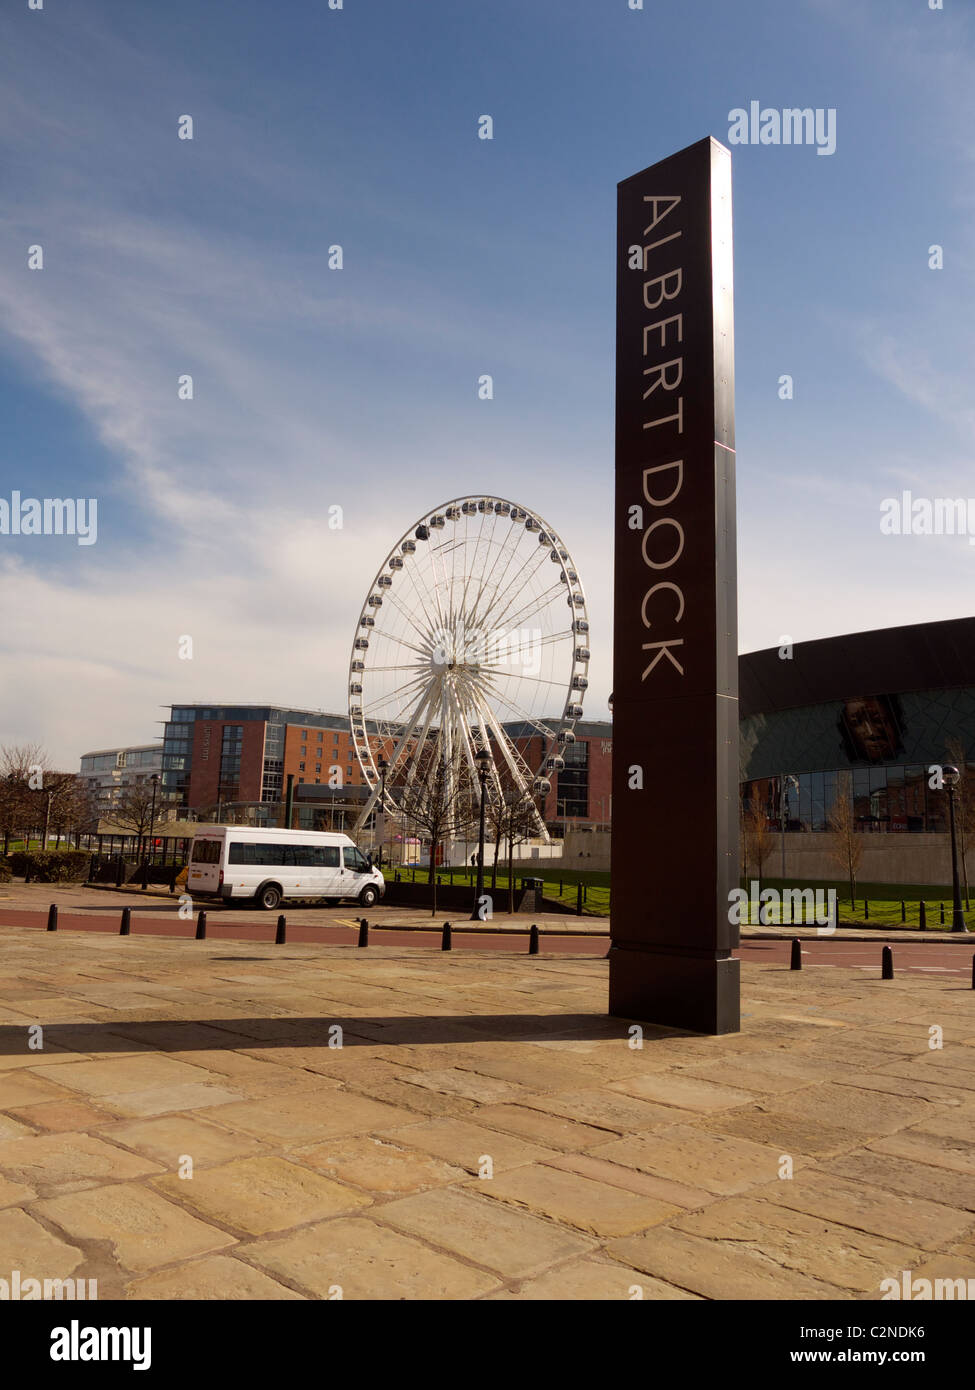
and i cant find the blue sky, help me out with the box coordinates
[0,0,972,766]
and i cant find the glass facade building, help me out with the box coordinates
[739,618,975,834]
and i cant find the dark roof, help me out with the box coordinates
[739,616,975,720]
[501,719,612,739]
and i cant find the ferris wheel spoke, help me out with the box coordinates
[466,689,547,840]
[399,545,449,636]
[484,666,574,693]
[478,679,563,743]
[361,672,431,719]
[353,682,436,830]
[465,517,532,635]
[464,517,518,629]
[370,629,432,662]
[475,631,575,678]
[468,687,535,789]
[479,562,566,640]
[375,587,439,650]
[360,663,430,676]
[475,544,554,641]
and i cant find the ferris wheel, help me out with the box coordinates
[348,496,590,844]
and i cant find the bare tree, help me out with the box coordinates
[740,796,775,922]
[499,783,545,914]
[107,781,168,854]
[0,744,44,853]
[0,746,87,852]
[49,777,99,847]
[828,771,863,906]
[395,750,478,915]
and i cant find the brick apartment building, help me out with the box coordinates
[502,720,613,833]
[161,704,613,833]
[161,705,377,823]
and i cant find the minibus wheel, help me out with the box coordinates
[358,885,379,908]
[256,883,282,910]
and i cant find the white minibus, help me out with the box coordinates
[186,826,384,911]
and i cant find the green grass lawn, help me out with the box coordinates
[390,865,970,927]
[738,877,971,930]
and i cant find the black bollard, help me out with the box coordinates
[441,920,452,951]
[919,901,927,931]
[357,918,369,948]
[864,899,869,920]
[882,945,894,980]
[195,910,207,940]
[529,924,539,956]
[275,914,286,945]
[790,937,802,970]
[141,860,149,891]
[972,954,975,990]
[901,900,906,923]
[115,858,124,888]
[24,861,31,884]
[46,903,57,932]
[87,855,96,883]
[169,866,177,895]
[576,883,583,916]
[941,902,946,926]
[120,907,131,936]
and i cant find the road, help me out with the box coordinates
[0,895,972,975]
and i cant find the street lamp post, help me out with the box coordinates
[779,774,799,881]
[470,747,492,921]
[942,765,968,933]
[377,754,388,869]
[147,774,160,868]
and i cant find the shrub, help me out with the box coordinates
[8,850,91,883]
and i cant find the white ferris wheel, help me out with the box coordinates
[348,496,590,845]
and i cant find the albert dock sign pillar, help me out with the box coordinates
[609,136,740,1034]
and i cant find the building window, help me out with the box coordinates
[556,739,589,819]
[315,764,321,773]
[298,762,305,772]
[317,732,323,742]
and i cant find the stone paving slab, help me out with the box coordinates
[0,922,973,1300]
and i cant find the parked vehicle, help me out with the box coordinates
[186,826,384,910]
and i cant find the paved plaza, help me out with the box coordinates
[0,920,974,1300]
